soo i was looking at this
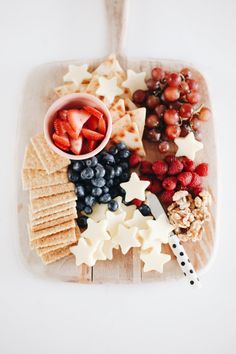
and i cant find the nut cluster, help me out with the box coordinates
[167,190,211,242]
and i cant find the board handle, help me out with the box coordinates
[105,0,129,55]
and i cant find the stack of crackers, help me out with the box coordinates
[22,133,79,264]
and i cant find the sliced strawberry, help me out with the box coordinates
[54,141,70,151]
[70,136,83,155]
[54,118,66,135]
[81,139,89,154]
[52,133,70,147]
[97,117,107,135]
[58,109,68,120]
[67,109,84,135]
[63,121,79,139]
[81,128,104,141]
[87,140,97,152]
[86,116,98,130]
[77,109,91,124]
[84,106,103,119]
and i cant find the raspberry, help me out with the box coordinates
[177,172,192,186]
[189,172,201,188]
[181,157,195,172]
[195,163,208,177]
[168,159,183,175]
[140,175,152,190]
[129,153,141,168]
[164,155,176,164]
[132,199,143,207]
[152,160,168,175]
[162,176,177,190]
[156,174,165,181]
[150,179,163,194]
[140,161,153,174]
[159,190,174,205]
[189,185,203,197]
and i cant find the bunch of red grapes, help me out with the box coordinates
[132,67,212,153]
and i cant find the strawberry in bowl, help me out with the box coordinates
[44,93,112,160]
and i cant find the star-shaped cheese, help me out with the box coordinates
[113,224,140,255]
[83,203,108,222]
[122,69,147,95]
[174,132,203,160]
[125,209,152,229]
[63,64,92,87]
[81,219,110,243]
[106,210,126,237]
[96,77,123,104]
[93,241,107,261]
[94,55,124,76]
[120,172,150,203]
[146,214,174,244]
[138,230,162,251]
[114,196,136,220]
[140,247,171,273]
[70,238,96,267]
[102,239,118,260]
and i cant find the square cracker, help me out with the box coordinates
[22,169,68,190]
[30,206,76,226]
[29,201,76,221]
[128,108,146,138]
[30,227,76,248]
[28,219,75,241]
[40,245,72,265]
[30,182,74,200]
[30,191,76,213]
[31,133,70,174]
[23,143,44,170]
[31,213,77,232]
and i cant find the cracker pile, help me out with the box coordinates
[54,55,147,157]
[22,133,78,264]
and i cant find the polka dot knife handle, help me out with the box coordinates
[169,233,201,288]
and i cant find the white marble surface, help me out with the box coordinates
[0,0,235,353]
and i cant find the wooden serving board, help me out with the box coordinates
[16,0,217,283]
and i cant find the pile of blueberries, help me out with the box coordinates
[68,142,132,226]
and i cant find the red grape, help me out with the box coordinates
[187,79,199,91]
[147,129,161,142]
[191,117,201,131]
[151,67,165,81]
[187,91,201,104]
[180,68,192,79]
[179,81,189,95]
[164,87,180,102]
[164,109,179,125]
[179,103,193,119]
[159,141,170,153]
[165,125,181,140]
[180,124,192,137]
[132,90,147,104]
[145,114,160,128]
[199,107,211,121]
[146,78,158,91]
[167,73,181,87]
[146,95,160,109]
[155,104,166,117]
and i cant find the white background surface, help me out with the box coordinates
[0,0,235,353]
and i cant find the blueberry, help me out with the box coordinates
[119,162,129,171]
[109,146,118,155]
[76,200,85,212]
[91,187,103,197]
[85,195,96,207]
[85,156,98,167]
[94,164,105,178]
[119,149,131,159]
[105,166,115,179]
[77,216,88,228]
[68,167,80,183]
[84,185,92,194]
[108,200,118,212]
[106,179,114,188]
[102,186,109,194]
[71,161,83,172]
[99,193,111,203]
[138,204,152,216]
[84,206,93,214]
[113,177,120,186]
[80,167,94,180]
[102,152,115,165]
[110,187,119,198]
[75,185,85,198]
[120,171,130,182]
[114,166,122,177]
[91,177,106,188]
[116,142,127,150]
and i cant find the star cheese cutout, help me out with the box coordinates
[114,197,136,220]
[140,247,171,273]
[102,239,118,260]
[138,230,162,251]
[93,241,107,261]
[63,64,92,87]
[70,238,96,267]
[106,210,126,237]
[146,214,175,244]
[83,203,108,222]
[113,224,140,255]
[122,69,147,95]
[120,172,150,203]
[81,219,110,243]
[94,54,124,76]
[125,209,153,229]
[96,77,123,104]
[174,132,203,160]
